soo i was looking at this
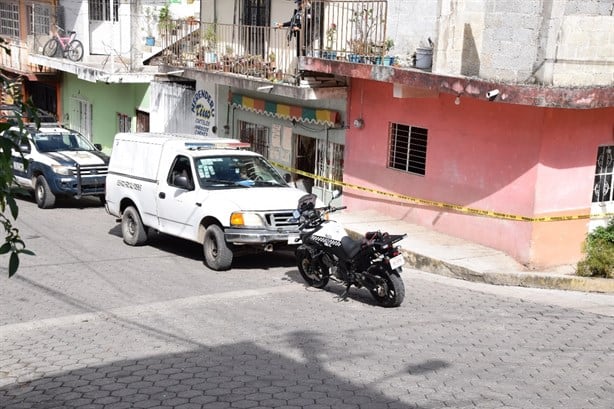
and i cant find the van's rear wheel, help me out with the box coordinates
[121,206,147,246]
[203,224,233,271]
[34,175,56,209]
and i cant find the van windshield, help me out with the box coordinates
[195,155,288,188]
[33,132,97,153]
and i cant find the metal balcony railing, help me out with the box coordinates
[304,0,389,64]
[159,20,300,83]
[158,1,389,83]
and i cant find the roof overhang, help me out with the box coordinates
[301,57,614,109]
[168,65,348,101]
[28,55,156,84]
[0,66,59,82]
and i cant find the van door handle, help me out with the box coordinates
[159,192,166,199]
[196,202,202,207]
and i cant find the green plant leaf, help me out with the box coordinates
[9,252,19,277]
[0,242,11,254]
[7,195,18,219]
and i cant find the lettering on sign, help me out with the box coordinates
[191,89,216,136]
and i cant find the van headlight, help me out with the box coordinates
[230,212,264,227]
[51,165,73,176]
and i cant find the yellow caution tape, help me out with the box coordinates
[271,162,612,223]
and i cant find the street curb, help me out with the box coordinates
[403,250,614,294]
[344,227,614,293]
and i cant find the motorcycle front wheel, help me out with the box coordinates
[368,265,405,308]
[296,246,329,288]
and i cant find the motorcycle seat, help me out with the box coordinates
[341,236,363,258]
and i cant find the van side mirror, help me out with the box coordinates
[174,175,194,191]
[94,143,102,150]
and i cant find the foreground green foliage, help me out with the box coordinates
[1,37,36,277]
[577,219,614,278]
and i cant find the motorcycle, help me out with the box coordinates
[292,191,407,307]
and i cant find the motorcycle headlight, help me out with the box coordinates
[51,164,73,176]
[230,212,264,228]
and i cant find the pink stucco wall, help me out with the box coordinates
[343,78,614,267]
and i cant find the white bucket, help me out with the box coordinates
[415,47,433,69]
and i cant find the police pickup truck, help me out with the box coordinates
[105,133,312,271]
[10,123,109,208]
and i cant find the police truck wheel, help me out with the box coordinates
[121,206,147,246]
[203,224,233,271]
[34,175,56,209]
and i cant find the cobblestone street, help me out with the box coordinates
[1,199,613,408]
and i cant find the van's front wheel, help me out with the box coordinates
[203,224,233,271]
[121,206,147,246]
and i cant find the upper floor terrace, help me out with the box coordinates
[152,0,612,108]
[149,0,392,97]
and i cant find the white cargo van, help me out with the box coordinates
[105,133,310,270]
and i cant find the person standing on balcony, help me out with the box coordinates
[276,0,311,56]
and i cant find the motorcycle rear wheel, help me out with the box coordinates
[296,246,329,288]
[368,266,405,308]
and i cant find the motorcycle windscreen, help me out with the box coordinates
[297,193,317,212]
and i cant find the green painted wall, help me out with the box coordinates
[61,74,149,153]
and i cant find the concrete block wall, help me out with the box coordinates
[426,0,614,86]
[550,15,614,86]
[385,0,439,65]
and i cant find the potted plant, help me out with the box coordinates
[143,7,157,46]
[348,7,381,63]
[383,38,395,66]
[222,46,234,72]
[202,24,218,63]
[186,16,198,26]
[323,23,337,59]
[347,39,367,63]
[158,3,175,38]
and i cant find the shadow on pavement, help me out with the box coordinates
[15,193,104,209]
[0,332,433,409]
[108,224,300,269]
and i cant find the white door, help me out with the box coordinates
[88,0,117,55]
[70,98,93,141]
[590,145,614,231]
[156,155,201,239]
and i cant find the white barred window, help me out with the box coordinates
[89,0,119,22]
[0,1,20,38]
[27,4,52,36]
[593,146,614,203]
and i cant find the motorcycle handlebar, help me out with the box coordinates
[297,205,347,230]
[315,205,347,213]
